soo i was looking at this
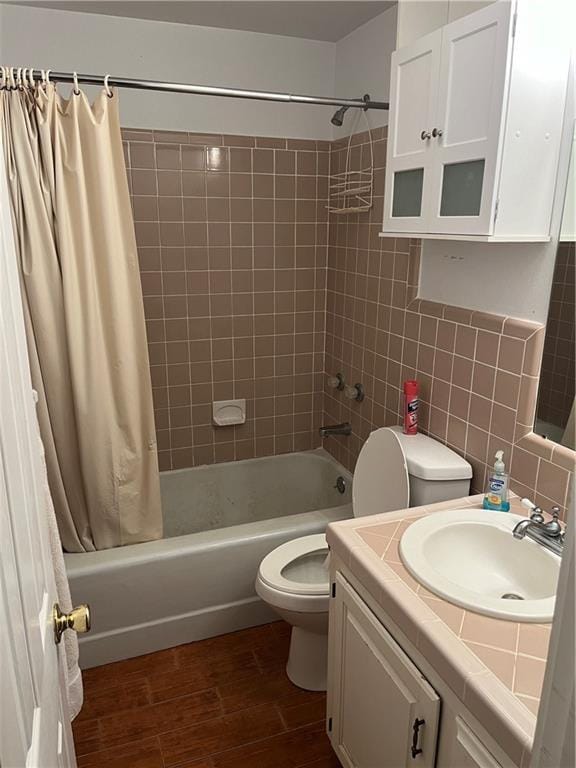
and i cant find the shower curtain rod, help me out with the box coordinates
[24,69,390,111]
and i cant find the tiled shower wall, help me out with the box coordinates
[123,129,329,470]
[536,240,575,432]
[124,123,573,514]
[323,128,574,515]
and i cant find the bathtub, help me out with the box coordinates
[65,449,352,668]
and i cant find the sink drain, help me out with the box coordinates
[501,593,524,600]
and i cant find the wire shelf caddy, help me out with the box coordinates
[327,112,374,215]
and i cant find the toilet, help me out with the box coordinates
[255,426,472,691]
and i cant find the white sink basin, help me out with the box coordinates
[400,509,560,622]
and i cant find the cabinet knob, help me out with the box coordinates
[420,130,431,140]
[431,127,443,138]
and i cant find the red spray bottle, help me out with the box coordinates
[403,380,419,435]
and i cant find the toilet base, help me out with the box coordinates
[286,626,328,691]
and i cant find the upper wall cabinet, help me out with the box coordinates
[381,0,572,242]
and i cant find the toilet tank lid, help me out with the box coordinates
[389,426,472,481]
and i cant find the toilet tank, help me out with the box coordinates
[389,427,472,507]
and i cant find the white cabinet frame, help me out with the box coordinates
[381,0,571,242]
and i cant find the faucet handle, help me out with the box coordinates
[521,498,544,523]
[544,506,563,537]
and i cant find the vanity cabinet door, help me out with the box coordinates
[327,573,440,768]
[383,29,442,233]
[426,2,513,235]
[438,716,504,768]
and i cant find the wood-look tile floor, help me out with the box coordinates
[73,621,341,768]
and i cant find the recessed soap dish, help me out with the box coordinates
[212,399,246,426]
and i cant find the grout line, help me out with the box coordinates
[511,621,522,693]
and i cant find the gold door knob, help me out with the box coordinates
[53,603,91,645]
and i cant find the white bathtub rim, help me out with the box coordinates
[159,446,350,481]
[65,502,352,576]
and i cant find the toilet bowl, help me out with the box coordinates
[255,533,329,690]
[256,426,472,691]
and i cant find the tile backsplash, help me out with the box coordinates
[124,125,573,515]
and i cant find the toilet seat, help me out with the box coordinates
[257,534,329,596]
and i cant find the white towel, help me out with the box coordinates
[36,412,83,720]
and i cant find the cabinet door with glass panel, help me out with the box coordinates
[427,2,513,234]
[383,2,513,236]
[383,29,442,233]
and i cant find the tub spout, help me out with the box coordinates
[319,422,352,437]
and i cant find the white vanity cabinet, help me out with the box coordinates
[437,716,505,768]
[327,571,515,768]
[327,573,440,768]
[382,0,571,241]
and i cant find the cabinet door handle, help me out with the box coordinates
[411,718,425,759]
[420,130,431,140]
[431,127,443,138]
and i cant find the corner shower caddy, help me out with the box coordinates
[328,112,374,215]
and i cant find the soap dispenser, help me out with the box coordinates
[483,450,510,512]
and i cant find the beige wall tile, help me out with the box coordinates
[128,125,572,506]
[128,128,326,470]
[498,335,525,375]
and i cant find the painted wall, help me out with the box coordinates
[395,0,567,323]
[396,0,494,47]
[0,3,400,142]
[418,241,556,322]
[333,4,397,139]
[0,3,336,140]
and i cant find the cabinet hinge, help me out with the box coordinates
[512,12,517,37]
[331,582,336,598]
[493,199,499,224]
[328,717,333,732]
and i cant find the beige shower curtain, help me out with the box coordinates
[1,82,162,551]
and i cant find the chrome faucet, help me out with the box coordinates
[512,499,565,556]
[319,422,352,437]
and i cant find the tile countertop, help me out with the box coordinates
[326,493,552,768]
